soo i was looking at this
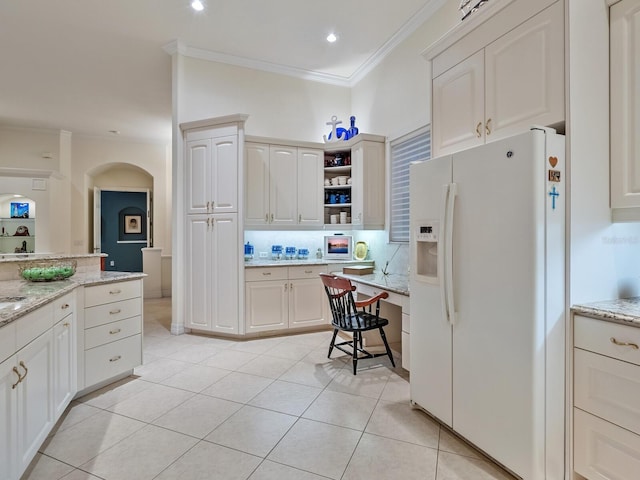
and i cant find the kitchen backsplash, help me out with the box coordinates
[244,230,409,275]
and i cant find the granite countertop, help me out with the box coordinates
[334,272,410,297]
[0,271,145,328]
[245,259,373,268]
[572,297,640,327]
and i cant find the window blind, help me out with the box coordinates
[389,126,431,243]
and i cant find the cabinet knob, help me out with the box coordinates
[109,355,122,362]
[270,214,274,223]
[63,322,70,327]
[476,122,482,138]
[485,118,492,135]
[284,283,288,291]
[265,213,269,223]
[61,303,70,310]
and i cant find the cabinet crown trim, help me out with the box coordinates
[180,114,249,132]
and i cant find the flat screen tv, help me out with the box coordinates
[324,235,353,260]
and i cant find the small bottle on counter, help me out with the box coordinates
[316,247,323,259]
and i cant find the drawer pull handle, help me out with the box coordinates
[61,303,70,310]
[610,337,639,350]
[63,322,70,327]
[11,367,22,389]
[262,272,271,276]
[109,328,122,335]
[476,122,482,138]
[109,309,122,315]
[305,270,312,274]
[109,355,122,362]
[19,361,28,379]
[109,289,122,295]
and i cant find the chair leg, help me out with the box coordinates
[379,327,396,368]
[352,331,359,375]
[328,328,339,358]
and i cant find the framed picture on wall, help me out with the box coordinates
[124,215,142,234]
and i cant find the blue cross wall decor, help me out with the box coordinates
[548,186,559,210]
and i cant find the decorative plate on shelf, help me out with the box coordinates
[354,241,368,261]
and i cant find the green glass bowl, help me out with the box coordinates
[19,261,76,282]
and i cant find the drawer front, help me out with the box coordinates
[0,322,17,364]
[52,291,75,323]
[85,334,141,387]
[574,408,640,480]
[245,267,288,282]
[288,265,326,280]
[575,348,640,436]
[574,315,640,366]
[85,316,142,350]
[85,298,141,329]
[16,303,53,351]
[84,280,141,308]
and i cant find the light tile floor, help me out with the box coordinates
[23,298,518,480]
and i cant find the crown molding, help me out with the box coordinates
[164,0,448,88]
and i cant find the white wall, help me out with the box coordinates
[567,0,640,303]
[178,57,351,141]
[0,127,60,170]
[351,1,459,141]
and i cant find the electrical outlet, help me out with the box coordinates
[110,261,115,266]
[259,252,268,258]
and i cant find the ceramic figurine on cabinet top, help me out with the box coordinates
[323,115,360,143]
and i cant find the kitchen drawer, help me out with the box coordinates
[575,348,640,436]
[288,265,326,280]
[16,303,53,351]
[574,408,640,480]
[574,315,640,366]
[84,280,141,308]
[52,291,75,323]
[84,298,141,329]
[85,334,141,387]
[245,267,288,282]
[0,321,17,364]
[85,316,142,350]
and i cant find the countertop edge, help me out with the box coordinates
[571,297,640,327]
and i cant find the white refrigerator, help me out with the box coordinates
[409,128,565,480]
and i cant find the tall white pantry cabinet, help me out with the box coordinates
[181,116,247,334]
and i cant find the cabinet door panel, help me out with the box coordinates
[289,278,326,328]
[245,281,287,332]
[0,355,18,480]
[484,1,564,143]
[16,330,54,473]
[186,215,212,330]
[186,139,212,215]
[432,50,485,156]
[244,143,270,225]
[53,316,75,420]
[269,146,297,225]
[611,0,640,208]
[297,148,323,226]
[211,135,238,214]
[211,214,239,334]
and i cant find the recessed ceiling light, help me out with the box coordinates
[326,33,338,43]
[191,0,204,11]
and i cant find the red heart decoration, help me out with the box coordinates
[549,156,558,167]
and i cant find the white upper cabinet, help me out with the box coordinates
[244,140,323,228]
[430,0,564,156]
[611,0,640,218]
[185,130,238,215]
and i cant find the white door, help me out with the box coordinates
[451,131,546,479]
[484,1,564,143]
[289,278,326,328]
[211,135,238,214]
[269,145,297,226]
[244,143,270,225]
[53,315,75,419]
[186,215,211,330]
[186,138,212,215]
[245,281,288,333]
[210,214,239,334]
[409,155,453,427]
[16,330,54,473]
[0,355,18,480]
[297,148,324,226]
[432,50,485,156]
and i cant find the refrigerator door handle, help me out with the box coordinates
[445,183,457,325]
[439,184,450,324]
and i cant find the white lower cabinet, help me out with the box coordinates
[52,313,75,421]
[1,354,19,480]
[245,265,327,334]
[573,314,640,479]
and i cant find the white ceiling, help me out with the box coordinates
[0,0,443,143]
